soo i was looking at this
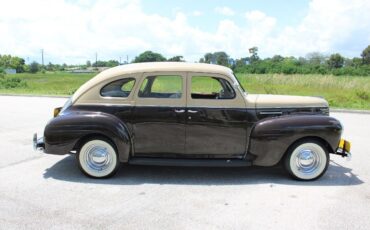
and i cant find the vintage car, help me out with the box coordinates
[33,62,351,180]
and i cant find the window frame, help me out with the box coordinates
[186,72,245,109]
[134,72,187,107]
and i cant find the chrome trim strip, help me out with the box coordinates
[257,106,328,109]
[259,111,283,115]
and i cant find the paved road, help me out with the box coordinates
[0,96,369,230]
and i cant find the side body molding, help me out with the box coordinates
[248,115,343,166]
[44,111,132,162]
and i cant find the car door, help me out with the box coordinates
[185,73,248,157]
[131,72,186,156]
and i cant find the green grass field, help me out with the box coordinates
[0,72,369,110]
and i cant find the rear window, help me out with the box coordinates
[100,78,135,98]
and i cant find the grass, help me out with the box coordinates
[236,73,370,110]
[0,72,369,110]
[0,72,93,95]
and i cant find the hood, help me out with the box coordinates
[254,94,329,109]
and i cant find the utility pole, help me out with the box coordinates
[95,52,98,67]
[41,49,44,66]
[126,55,129,64]
[119,56,121,65]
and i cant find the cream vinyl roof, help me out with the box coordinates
[72,62,234,102]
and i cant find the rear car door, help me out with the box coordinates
[185,73,248,157]
[132,72,186,156]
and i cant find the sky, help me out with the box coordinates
[0,0,370,64]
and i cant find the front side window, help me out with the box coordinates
[191,76,235,99]
[139,75,182,98]
[100,78,135,97]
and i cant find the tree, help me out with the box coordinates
[327,53,344,68]
[46,62,55,71]
[272,55,284,62]
[214,51,229,66]
[29,61,39,73]
[86,60,91,67]
[306,52,326,66]
[106,60,119,67]
[0,54,26,73]
[133,51,166,63]
[168,56,184,62]
[203,53,213,63]
[361,45,370,64]
[351,57,363,67]
[0,67,4,78]
[249,47,259,63]
[200,52,229,66]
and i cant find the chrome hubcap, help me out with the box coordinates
[296,149,320,174]
[85,146,111,171]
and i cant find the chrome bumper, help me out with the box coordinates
[335,147,351,160]
[33,133,45,151]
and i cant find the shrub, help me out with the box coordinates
[0,77,27,89]
[356,90,369,100]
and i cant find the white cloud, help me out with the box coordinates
[269,0,370,57]
[192,10,203,17]
[0,0,369,64]
[214,6,235,16]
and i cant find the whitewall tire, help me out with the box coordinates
[77,138,119,178]
[284,140,329,181]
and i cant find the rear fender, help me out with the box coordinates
[44,111,132,162]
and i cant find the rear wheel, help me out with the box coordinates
[77,138,119,178]
[284,139,329,181]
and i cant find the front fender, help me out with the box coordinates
[44,111,131,162]
[248,115,342,166]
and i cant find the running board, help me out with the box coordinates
[128,157,252,167]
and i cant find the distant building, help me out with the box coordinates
[4,68,16,74]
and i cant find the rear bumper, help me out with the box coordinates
[33,133,45,151]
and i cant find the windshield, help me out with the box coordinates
[233,73,247,94]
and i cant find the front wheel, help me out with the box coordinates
[77,138,119,178]
[284,139,329,181]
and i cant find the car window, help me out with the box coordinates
[100,78,135,98]
[191,76,235,99]
[139,75,182,98]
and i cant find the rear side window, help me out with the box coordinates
[100,78,135,98]
[138,75,182,98]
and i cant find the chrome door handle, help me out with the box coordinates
[188,109,198,113]
[174,109,185,113]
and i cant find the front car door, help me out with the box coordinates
[131,72,186,156]
[185,72,248,157]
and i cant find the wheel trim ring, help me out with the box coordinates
[290,143,327,180]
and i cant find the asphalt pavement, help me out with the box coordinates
[0,96,369,230]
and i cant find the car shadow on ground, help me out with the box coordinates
[43,155,363,186]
